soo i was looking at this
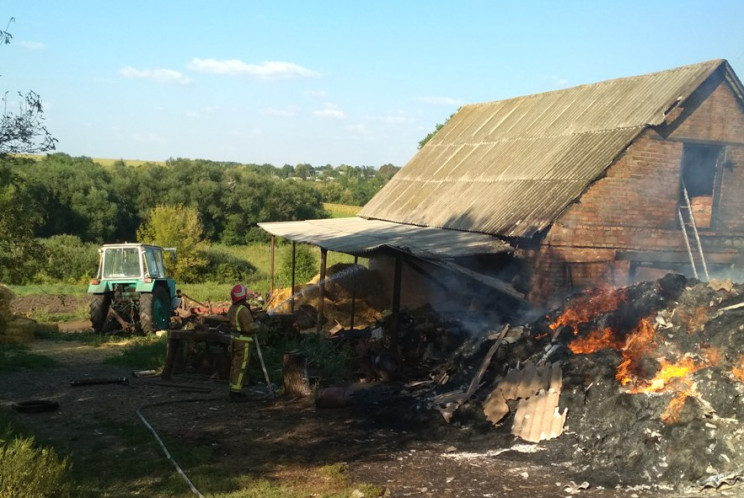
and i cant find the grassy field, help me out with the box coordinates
[323,202,361,218]
[15,153,165,167]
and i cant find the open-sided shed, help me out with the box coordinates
[262,59,744,312]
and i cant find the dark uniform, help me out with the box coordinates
[227,301,255,395]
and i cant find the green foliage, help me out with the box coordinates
[418,112,457,150]
[33,234,98,284]
[0,434,74,497]
[137,204,209,283]
[0,19,57,155]
[0,344,61,371]
[0,161,45,284]
[202,245,257,284]
[279,244,318,287]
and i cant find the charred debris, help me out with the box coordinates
[320,273,744,491]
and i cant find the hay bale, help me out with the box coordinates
[1,317,36,344]
[266,264,386,329]
[0,284,14,318]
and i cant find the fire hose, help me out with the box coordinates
[137,397,223,498]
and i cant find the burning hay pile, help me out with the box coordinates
[418,273,744,490]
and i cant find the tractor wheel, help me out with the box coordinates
[90,293,111,333]
[139,286,171,334]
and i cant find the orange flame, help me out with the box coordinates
[549,287,627,332]
[732,355,744,382]
[661,391,693,424]
[622,356,702,394]
[568,327,624,354]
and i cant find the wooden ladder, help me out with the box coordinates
[678,182,710,281]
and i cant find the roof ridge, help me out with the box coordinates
[466,59,725,109]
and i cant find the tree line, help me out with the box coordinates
[0,153,398,284]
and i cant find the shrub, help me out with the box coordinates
[279,244,318,286]
[202,247,257,284]
[0,434,75,497]
[33,234,98,284]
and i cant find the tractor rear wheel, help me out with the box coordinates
[90,293,111,333]
[139,286,171,334]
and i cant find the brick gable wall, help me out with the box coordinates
[529,75,744,307]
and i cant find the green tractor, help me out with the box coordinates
[87,243,180,334]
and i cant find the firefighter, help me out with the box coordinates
[227,283,256,402]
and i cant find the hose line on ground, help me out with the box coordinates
[137,397,223,498]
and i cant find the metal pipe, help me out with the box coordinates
[350,255,358,331]
[269,236,275,295]
[317,248,327,334]
[290,242,296,312]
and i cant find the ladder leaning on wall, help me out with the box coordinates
[678,182,710,281]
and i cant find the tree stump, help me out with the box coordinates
[282,352,312,396]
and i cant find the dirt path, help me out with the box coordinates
[2,333,709,497]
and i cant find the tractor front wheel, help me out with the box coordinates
[139,286,171,334]
[90,293,111,333]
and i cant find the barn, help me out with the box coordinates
[261,59,744,315]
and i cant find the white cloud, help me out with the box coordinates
[313,104,345,119]
[261,106,300,117]
[187,58,320,79]
[413,96,464,105]
[119,66,191,85]
[304,89,327,97]
[18,40,45,50]
[552,76,570,87]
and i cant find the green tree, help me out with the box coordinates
[418,111,457,150]
[137,204,208,283]
[0,19,56,154]
[0,158,44,284]
[280,243,318,286]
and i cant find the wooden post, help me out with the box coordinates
[269,235,275,296]
[391,254,402,350]
[350,255,358,331]
[290,242,296,312]
[316,248,327,334]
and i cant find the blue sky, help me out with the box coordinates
[3,1,744,167]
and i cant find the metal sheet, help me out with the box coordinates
[361,60,736,238]
[258,217,512,258]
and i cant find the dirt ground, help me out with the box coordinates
[1,296,738,497]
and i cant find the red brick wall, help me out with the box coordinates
[530,76,744,307]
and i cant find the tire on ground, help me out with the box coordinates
[90,293,111,333]
[139,286,171,334]
[12,399,60,413]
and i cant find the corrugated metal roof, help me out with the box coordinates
[361,59,735,238]
[258,217,512,258]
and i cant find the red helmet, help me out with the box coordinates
[230,283,247,303]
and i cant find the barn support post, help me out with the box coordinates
[316,248,328,334]
[391,253,402,350]
[290,242,296,312]
[269,236,275,296]
[350,255,358,331]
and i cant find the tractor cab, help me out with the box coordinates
[88,243,179,333]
